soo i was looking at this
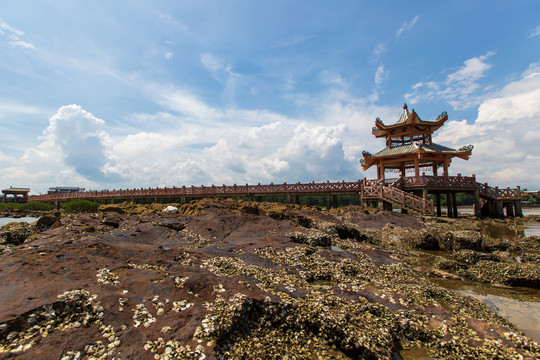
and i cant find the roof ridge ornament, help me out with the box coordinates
[436,111,448,120]
[375,117,383,125]
[403,103,408,109]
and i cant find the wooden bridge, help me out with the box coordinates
[28,175,522,217]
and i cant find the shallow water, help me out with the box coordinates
[0,217,39,226]
[431,278,540,342]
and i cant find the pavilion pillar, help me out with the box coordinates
[473,188,481,217]
[414,157,420,177]
[443,160,449,177]
[432,164,438,176]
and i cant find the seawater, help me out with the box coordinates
[0,217,39,226]
[431,278,540,343]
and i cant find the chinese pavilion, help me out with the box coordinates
[360,104,473,179]
[357,104,522,218]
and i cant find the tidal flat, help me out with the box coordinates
[1,199,539,359]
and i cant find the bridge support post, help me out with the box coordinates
[473,188,481,217]
[326,194,331,209]
[435,193,441,217]
[505,202,515,217]
[495,200,504,218]
[332,195,338,208]
[422,188,428,214]
[181,196,186,205]
[452,192,458,218]
[446,192,452,218]
[514,200,523,217]
[55,201,60,210]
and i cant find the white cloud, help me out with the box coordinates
[164,52,173,60]
[43,105,115,182]
[405,51,496,110]
[273,35,312,48]
[200,52,224,73]
[374,65,388,86]
[530,25,540,38]
[434,65,540,189]
[396,15,419,39]
[0,21,35,49]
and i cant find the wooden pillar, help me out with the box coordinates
[354,193,360,206]
[422,188,428,214]
[414,157,420,177]
[443,160,449,177]
[495,200,504,218]
[452,192,458,218]
[332,195,338,208]
[432,164,438,176]
[446,192,453,218]
[326,194,331,209]
[514,200,523,217]
[473,188,481,217]
[506,203,514,217]
[435,193,442,217]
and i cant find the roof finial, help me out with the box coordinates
[403,103,408,110]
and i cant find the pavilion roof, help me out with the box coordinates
[372,104,448,138]
[360,142,473,170]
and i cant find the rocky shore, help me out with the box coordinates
[1,199,539,359]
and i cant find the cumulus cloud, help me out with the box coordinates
[43,105,115,182]
[405,51,496,110]
[434,64,540,189]
[396,15,419,39]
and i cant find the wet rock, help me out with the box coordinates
[288,229,332,247]
[454,249,498,265]
[98,204,125,214]
[442,230,483,251]
[36,211,61,230]
[0,222,35,245]
[461,260,540,288]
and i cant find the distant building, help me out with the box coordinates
[47,187,85,194]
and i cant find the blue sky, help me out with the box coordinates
[1,1,540,194]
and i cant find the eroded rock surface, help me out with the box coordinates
[0,199,539,359]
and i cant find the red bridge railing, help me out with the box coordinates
[29,180,364,202]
